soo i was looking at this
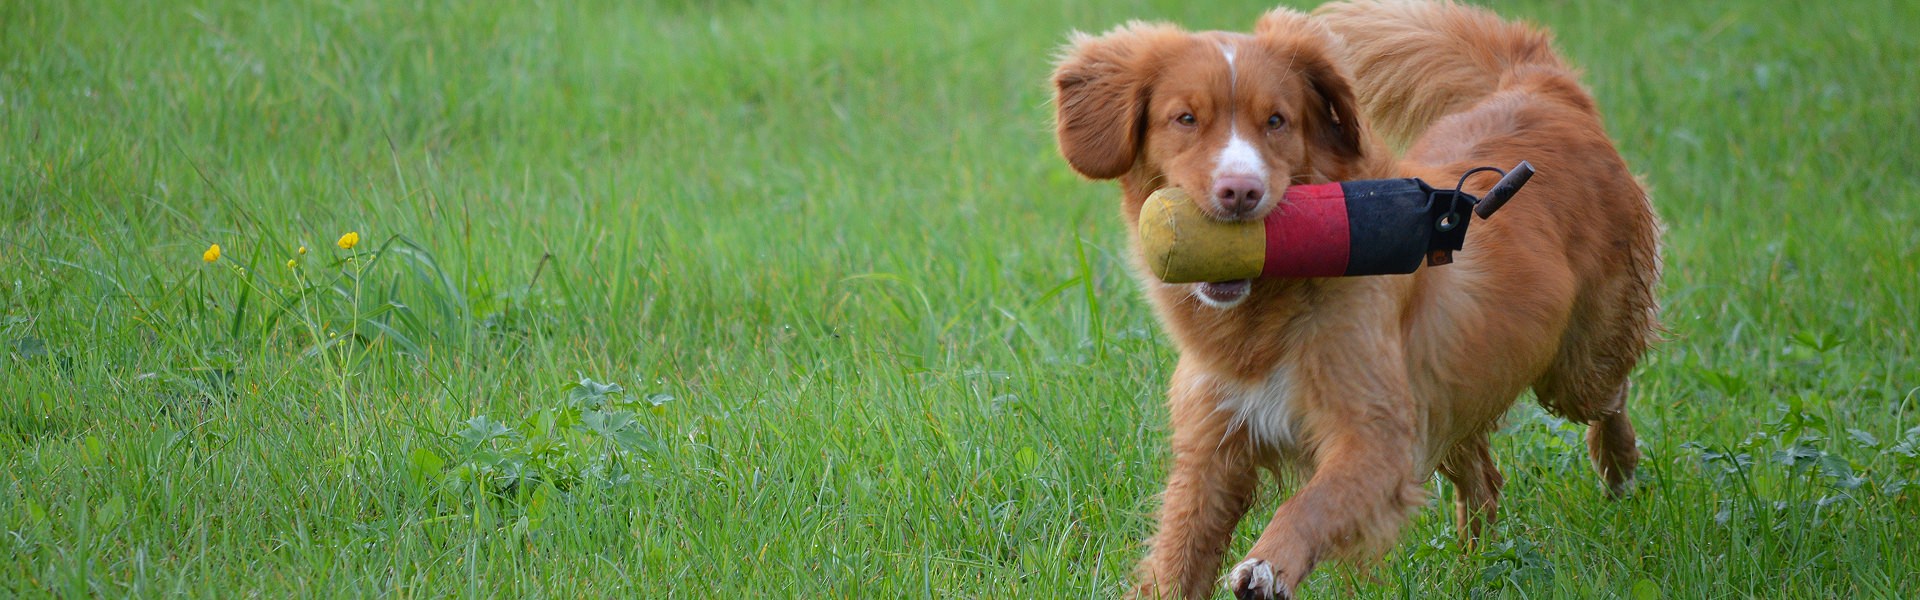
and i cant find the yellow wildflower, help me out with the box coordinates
[287,259,298,269]
[203,244,221,263]
[298,245,308,255]
[337,231,360,250]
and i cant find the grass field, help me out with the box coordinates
[5,0,1918,596]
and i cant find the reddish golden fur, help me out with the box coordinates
[1050,2,1660,598]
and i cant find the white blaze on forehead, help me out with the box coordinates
[1212,42,1265,180]
[1219,43,1237,85]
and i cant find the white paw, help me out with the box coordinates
[1225,558,1284,600]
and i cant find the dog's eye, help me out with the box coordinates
[1267,114,1288,130]
[1175,113,1197,127]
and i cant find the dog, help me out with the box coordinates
[1049,2,1661,598]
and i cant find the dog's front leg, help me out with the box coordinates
[1224,393,1421,600]
[1133,366,1260,600]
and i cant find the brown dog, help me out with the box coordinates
[1049,2,1660,598]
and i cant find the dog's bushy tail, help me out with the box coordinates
[1315,0,1568,147]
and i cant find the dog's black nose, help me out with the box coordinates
[1213,177,1266,217]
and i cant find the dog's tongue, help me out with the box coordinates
[1197,279,1252,304]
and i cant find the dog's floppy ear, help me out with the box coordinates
[1051,23,1180,180]
[1254,10,1365,173]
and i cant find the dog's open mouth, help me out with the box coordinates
[1194,279,1252,307]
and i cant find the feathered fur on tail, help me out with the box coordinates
[1314,0,1568,147]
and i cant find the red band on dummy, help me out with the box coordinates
[1262,183,1352,277]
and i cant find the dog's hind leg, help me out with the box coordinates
[1437,432,1504,546]
[1583,382,1640,497]
[1537,371,1641,498]
[1535,276,1654,498]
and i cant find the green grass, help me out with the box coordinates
[4,0,1918,596]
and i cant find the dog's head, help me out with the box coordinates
[1051,10,1366,307]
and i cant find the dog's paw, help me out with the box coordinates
[1225,558,1287,600]
[1604,475,1638,499]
